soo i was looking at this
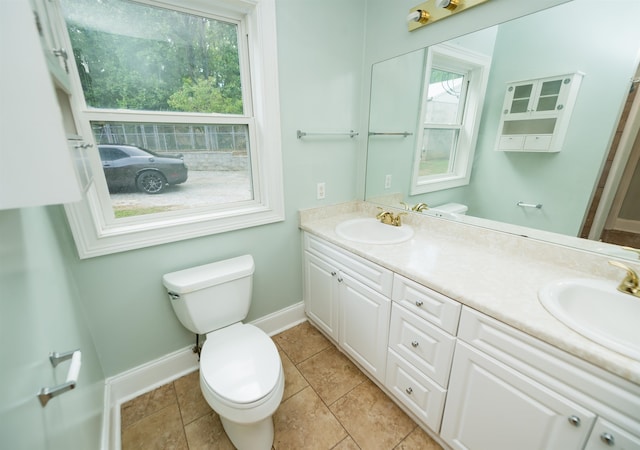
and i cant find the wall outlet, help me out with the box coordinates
[316,182,326,199]
[385,174,392,189]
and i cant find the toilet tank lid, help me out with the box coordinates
[162,255,254,294]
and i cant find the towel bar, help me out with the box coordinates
[38,349,81,407]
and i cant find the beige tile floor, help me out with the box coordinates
[121,321,444,449]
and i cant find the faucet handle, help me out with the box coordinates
[621,246,640,260]
[608,260,640,297]
[393,211,407,226]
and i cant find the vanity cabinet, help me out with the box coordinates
[495,73,582,152]
[303,233,392,382]
[385,275,460,431]
[441,307,640,450]
[301,231,640,450]
[442,340,596,449]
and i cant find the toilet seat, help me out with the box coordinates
[200,323,281,405]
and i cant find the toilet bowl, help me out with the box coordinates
[162,255,284,450]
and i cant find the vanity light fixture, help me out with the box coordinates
[436,0,459,11]
[407,9,430,25]
[408,0,489,32]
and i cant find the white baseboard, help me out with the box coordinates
[250,300,307,336]
[101,301,306,450]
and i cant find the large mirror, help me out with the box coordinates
[365,0,640,260]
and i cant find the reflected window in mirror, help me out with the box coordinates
[411,44,490,194]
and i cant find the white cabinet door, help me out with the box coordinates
[441,341,595,450]
[339,272,391,383]
[303,252,339,340]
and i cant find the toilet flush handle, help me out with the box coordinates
[168,291,181,300]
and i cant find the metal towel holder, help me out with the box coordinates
[517,201,543,209]
[38,349,82,407]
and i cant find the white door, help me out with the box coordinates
[303,252,339,340]
[339,272,390,382]
[441,341,595,450]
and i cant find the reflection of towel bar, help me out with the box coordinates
[297,130,358,139]
[38,349,82,407]
[368,131,413,137]
[517,201,542,209]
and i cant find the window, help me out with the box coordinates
[410,44,490,194]
[58,0,283,258]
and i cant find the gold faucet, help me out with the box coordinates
[412,202,429,212]
[609,260,640,297]
[400,202,428,212]
[376,208,406,227]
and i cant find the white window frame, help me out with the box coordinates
[60,0,284,258]
[410,44,490,195]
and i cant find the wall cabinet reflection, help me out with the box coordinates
[496,72,582,152]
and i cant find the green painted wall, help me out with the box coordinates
[0,207,104,450]
[463,0,640,235]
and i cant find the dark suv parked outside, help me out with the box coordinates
[98,144,188,194]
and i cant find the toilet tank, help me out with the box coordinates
[162,255,255,334]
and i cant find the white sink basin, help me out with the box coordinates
[538,278,640,360]
[335,218,414,244]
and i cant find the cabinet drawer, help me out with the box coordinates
[304,233,392,295]
[391,274,460,335]
[584,418,640,450]
[524,134,552,150]
[389,303,456,387]
[386,349,447,432]
[498,135,524,150]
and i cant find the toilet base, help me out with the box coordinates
[220,415,274,450]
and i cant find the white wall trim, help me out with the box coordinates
[100,301,306,450]
[251,300,307,336]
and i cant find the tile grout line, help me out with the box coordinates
[171,379,193,449]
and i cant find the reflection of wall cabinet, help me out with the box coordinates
[303,233,392,382]
[495,73,583,152]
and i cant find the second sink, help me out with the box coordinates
[538,278,640,360]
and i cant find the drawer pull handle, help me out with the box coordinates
[567,416,581,427]
[411,340,419,348]
[337,277,343,283]
[405,387,413,395]
[415,300,424,307]
[600,433,615,446]
[330,271,337,276]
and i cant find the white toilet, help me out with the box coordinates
[162,255,284,450]
[429,202,468,218]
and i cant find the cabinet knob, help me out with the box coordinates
[567,415,581,427]
[600,433,615,446]
[415,300,424,307]
[337,277,343,283]
[411,340,419,348]
[405,387,413,395]
[330,271,337,276]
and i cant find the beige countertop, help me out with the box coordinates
[299,202,640,385]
